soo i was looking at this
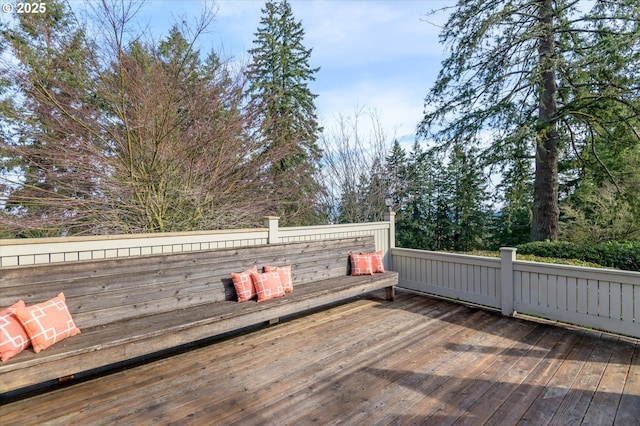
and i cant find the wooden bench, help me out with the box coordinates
[0,236,397,394]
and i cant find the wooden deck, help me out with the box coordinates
[1,290,638,425]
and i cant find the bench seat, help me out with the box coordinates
[0,236,397,394]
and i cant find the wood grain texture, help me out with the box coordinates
[0,237,397,394]
[1,291,637,425]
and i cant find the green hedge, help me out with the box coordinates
[515,241,640,272]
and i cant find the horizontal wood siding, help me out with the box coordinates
[512,261,640,338]
[391,247,501,309]
[0,237,377,329]
[279,222,391,269]
[0,235,399,393]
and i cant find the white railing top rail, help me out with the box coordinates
[391,247,500,268]
[513,259,639,285]
[0,228,270,267]
[0,228,267,248]
[1,216,396,267]
[279,221,390,233]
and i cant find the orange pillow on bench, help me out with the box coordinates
[0,300,31,362]
[361,251,385,273]
[10,293,81,353]
[250,271,285,303]
[263,265,293,293]
[349,253,374,276]
[231,266,259,302]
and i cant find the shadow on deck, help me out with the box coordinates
[1,290,638,425]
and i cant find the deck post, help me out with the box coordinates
[384,211,396,271]
[384,211,395,249]
[263,216,280,244]
[500,247,516,316]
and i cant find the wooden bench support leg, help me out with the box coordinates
[386,286,396,302]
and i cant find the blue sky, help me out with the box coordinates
[88,0,454,143]
[64,0,592,147]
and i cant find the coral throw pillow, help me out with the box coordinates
[349,253,374,276]
[250,271,285,303]
[0,301,31,362]
[361,251,385,273]
[10,293,81,353]
[263,265,293,293]
[231,266,258,302]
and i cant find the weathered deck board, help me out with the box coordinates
[1,291,638,425]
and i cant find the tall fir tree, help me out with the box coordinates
[557,3,640,242]
[445,145,491,251]
[0,0,97,236]
[1,1,291,235]
[418,0,640,242]
[385,139,408,207]
[247,0,323,225]
[395,142,437,250]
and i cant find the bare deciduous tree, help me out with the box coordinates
[319,107,392,223]
[1,0,311,236]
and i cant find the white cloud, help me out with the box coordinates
[290,1,451,142]
[296,0,447,66]
[317,76,425,141]
[70,0,453,145]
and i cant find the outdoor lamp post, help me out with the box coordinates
[384,193,393,212]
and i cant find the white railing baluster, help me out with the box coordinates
[392,246,639,338]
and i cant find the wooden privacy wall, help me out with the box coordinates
[277,222,392,269]
[392,247,640,339]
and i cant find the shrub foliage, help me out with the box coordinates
[515,241,640,271]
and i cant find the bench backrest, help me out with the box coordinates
[0,236,377,329]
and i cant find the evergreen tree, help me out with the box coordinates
[247,0,322,225]
[385,139,408,207]
[391,141,490,251]
[557,4,640,242]
[431,163,453,251]
[488,139,534,249]
[1,1,293,235]
[0,0,98,235]
[446,145,490,251]
[361,157,387,222]
[396,142,436,250]
[419,0,640,242]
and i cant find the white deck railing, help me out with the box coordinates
[0,228,270,267]
[391,247,502,309]
[0,216,394,269]
[511,259,639,339]
[2,216,637,338]
[392,247,640,339]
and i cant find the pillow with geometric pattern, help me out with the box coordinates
[349,253,374,276]
[0,300,31,362]
[231,266,259,302]
[10,293,81,353]
[263,265,293,293]
[250,271,285,303]
[360,251,385,273]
